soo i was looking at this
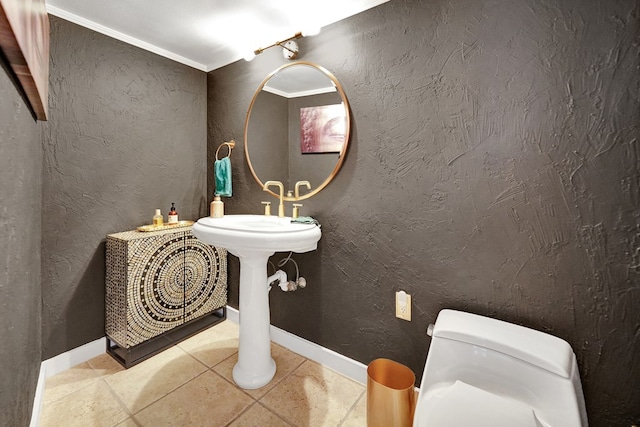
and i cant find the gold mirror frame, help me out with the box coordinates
[244,61,351,201]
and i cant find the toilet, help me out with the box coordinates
[413,309,588,427]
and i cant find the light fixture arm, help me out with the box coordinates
[253,31,302,56]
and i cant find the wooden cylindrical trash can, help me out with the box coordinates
[367,358,416,427]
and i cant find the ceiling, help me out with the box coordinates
[265,64,336,98]
[45,0,390,72]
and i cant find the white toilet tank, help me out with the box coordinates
[413,309,588,427]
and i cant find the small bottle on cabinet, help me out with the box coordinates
[210,196,224,218]
[168,203,178,224]
[153,209,163,226]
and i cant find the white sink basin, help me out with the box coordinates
[192,214,321,389]
[193,215,321,255]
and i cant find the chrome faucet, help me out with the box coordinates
[263,180,285,217]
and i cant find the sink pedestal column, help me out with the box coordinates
[191,215,321,389]
[231,250,276,389]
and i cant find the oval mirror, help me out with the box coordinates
[244,62,350,201]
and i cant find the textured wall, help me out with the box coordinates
[207,0,640,425]
[0,63,42,425]
[41,17,207,359]
[246,90,288,184]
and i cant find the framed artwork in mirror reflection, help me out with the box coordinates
[300,104,346,153]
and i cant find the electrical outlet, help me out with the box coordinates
[395,291,411,321]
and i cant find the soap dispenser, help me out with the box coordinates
[168,203,178,224]
[210,196,224,218]
[153,209,163,226]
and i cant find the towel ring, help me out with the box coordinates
[216,140,236,161]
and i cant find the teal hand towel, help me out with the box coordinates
[214,157,232,197]
[292,216,321,228]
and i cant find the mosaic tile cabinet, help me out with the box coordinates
[105,226,227,367]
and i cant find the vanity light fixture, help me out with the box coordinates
[244,27,321,61]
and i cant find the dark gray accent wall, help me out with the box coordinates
[0,63,42,425]
[41,17,207,359]
[207,0,640,425]
[246,90,288,184]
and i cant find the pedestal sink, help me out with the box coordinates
[192,215,321,389]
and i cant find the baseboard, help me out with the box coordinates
[29,363,46,427]
[225,306,368,385]
[36,311,367,384]
[42,337,107,379]
[30,338,106,426]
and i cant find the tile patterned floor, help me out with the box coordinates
[40,321,367,427]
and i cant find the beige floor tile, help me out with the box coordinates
[88,353,126,377]
[43,361,100,404]
[133,370,254,427]
[340,391,366,427]
[115,418,139,427]
[104,345,207,414]
[38,324,366,427]
[228,403,290,427]
[40,380,129,427]
[214,343,305,399]
[261,360,365,427]
[177,320,239,367]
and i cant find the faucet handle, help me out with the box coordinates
[261,201,271,216]
[292,203,303,219]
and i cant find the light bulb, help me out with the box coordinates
[301,26,321,37]
[243,51,256,61]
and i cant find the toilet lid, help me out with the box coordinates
[414,381,545,427]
